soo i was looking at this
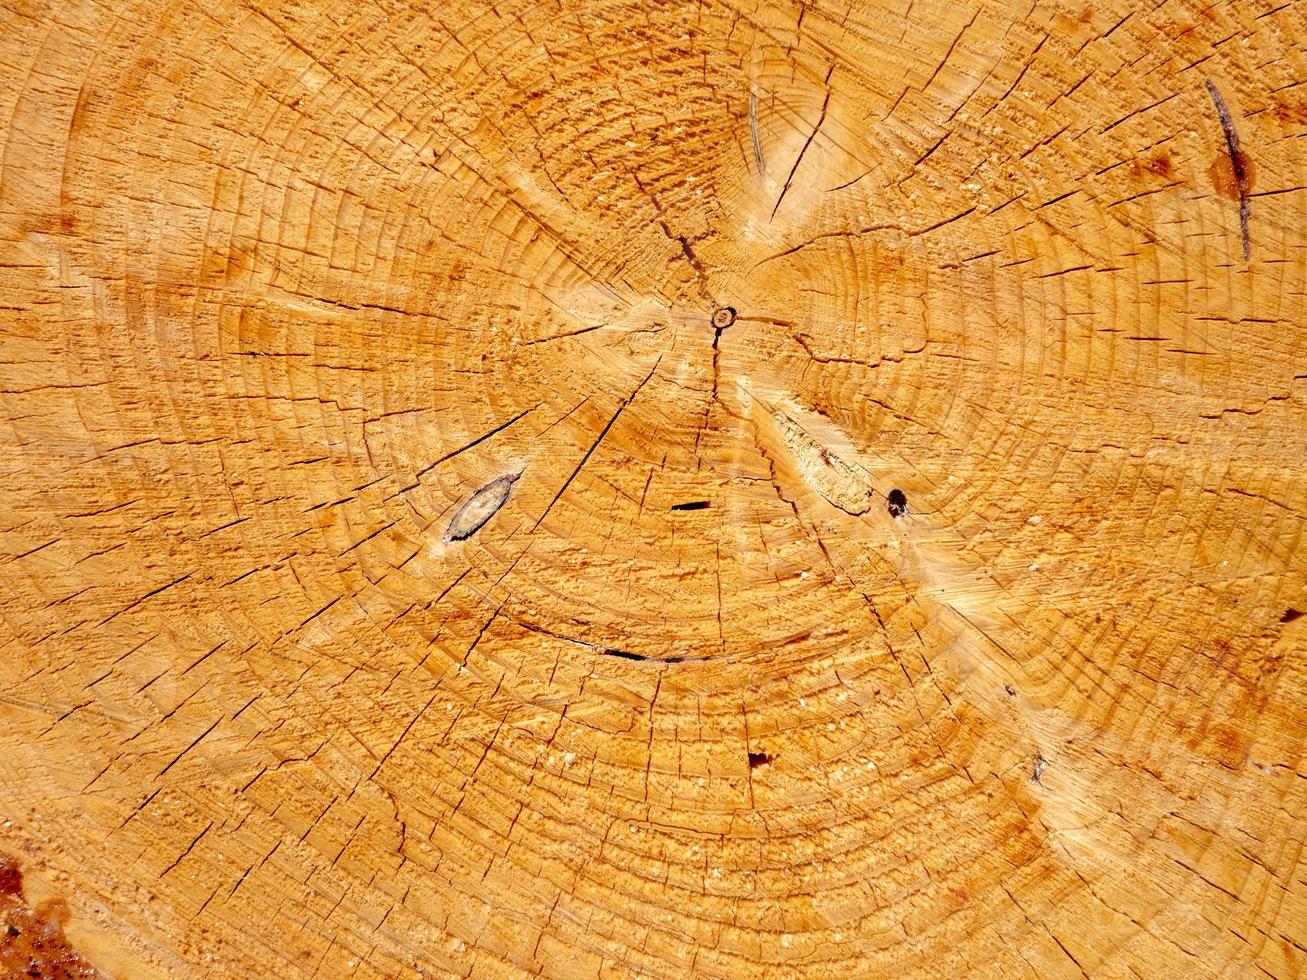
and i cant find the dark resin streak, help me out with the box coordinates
[1205,79,1251,262]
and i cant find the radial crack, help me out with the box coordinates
[533,358,661,530]
[770,70,833,221]
[749,88,765,176]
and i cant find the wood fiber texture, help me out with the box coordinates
[0,0,1304,977]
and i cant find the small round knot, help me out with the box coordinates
[711,307,736,330]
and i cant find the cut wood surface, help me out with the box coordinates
[0,0,1304,976]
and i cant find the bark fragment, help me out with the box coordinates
[445,473,520,542]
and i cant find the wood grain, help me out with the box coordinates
[0,0,1303,976]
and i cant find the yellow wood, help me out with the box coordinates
[0,1,1303,976]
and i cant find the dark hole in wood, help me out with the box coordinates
[748,751,772,769]
[1282,608,1303,623]
[887,488,908,518]
[602,649,647,662]
[712,306,736,329]
[671,500,710,511]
